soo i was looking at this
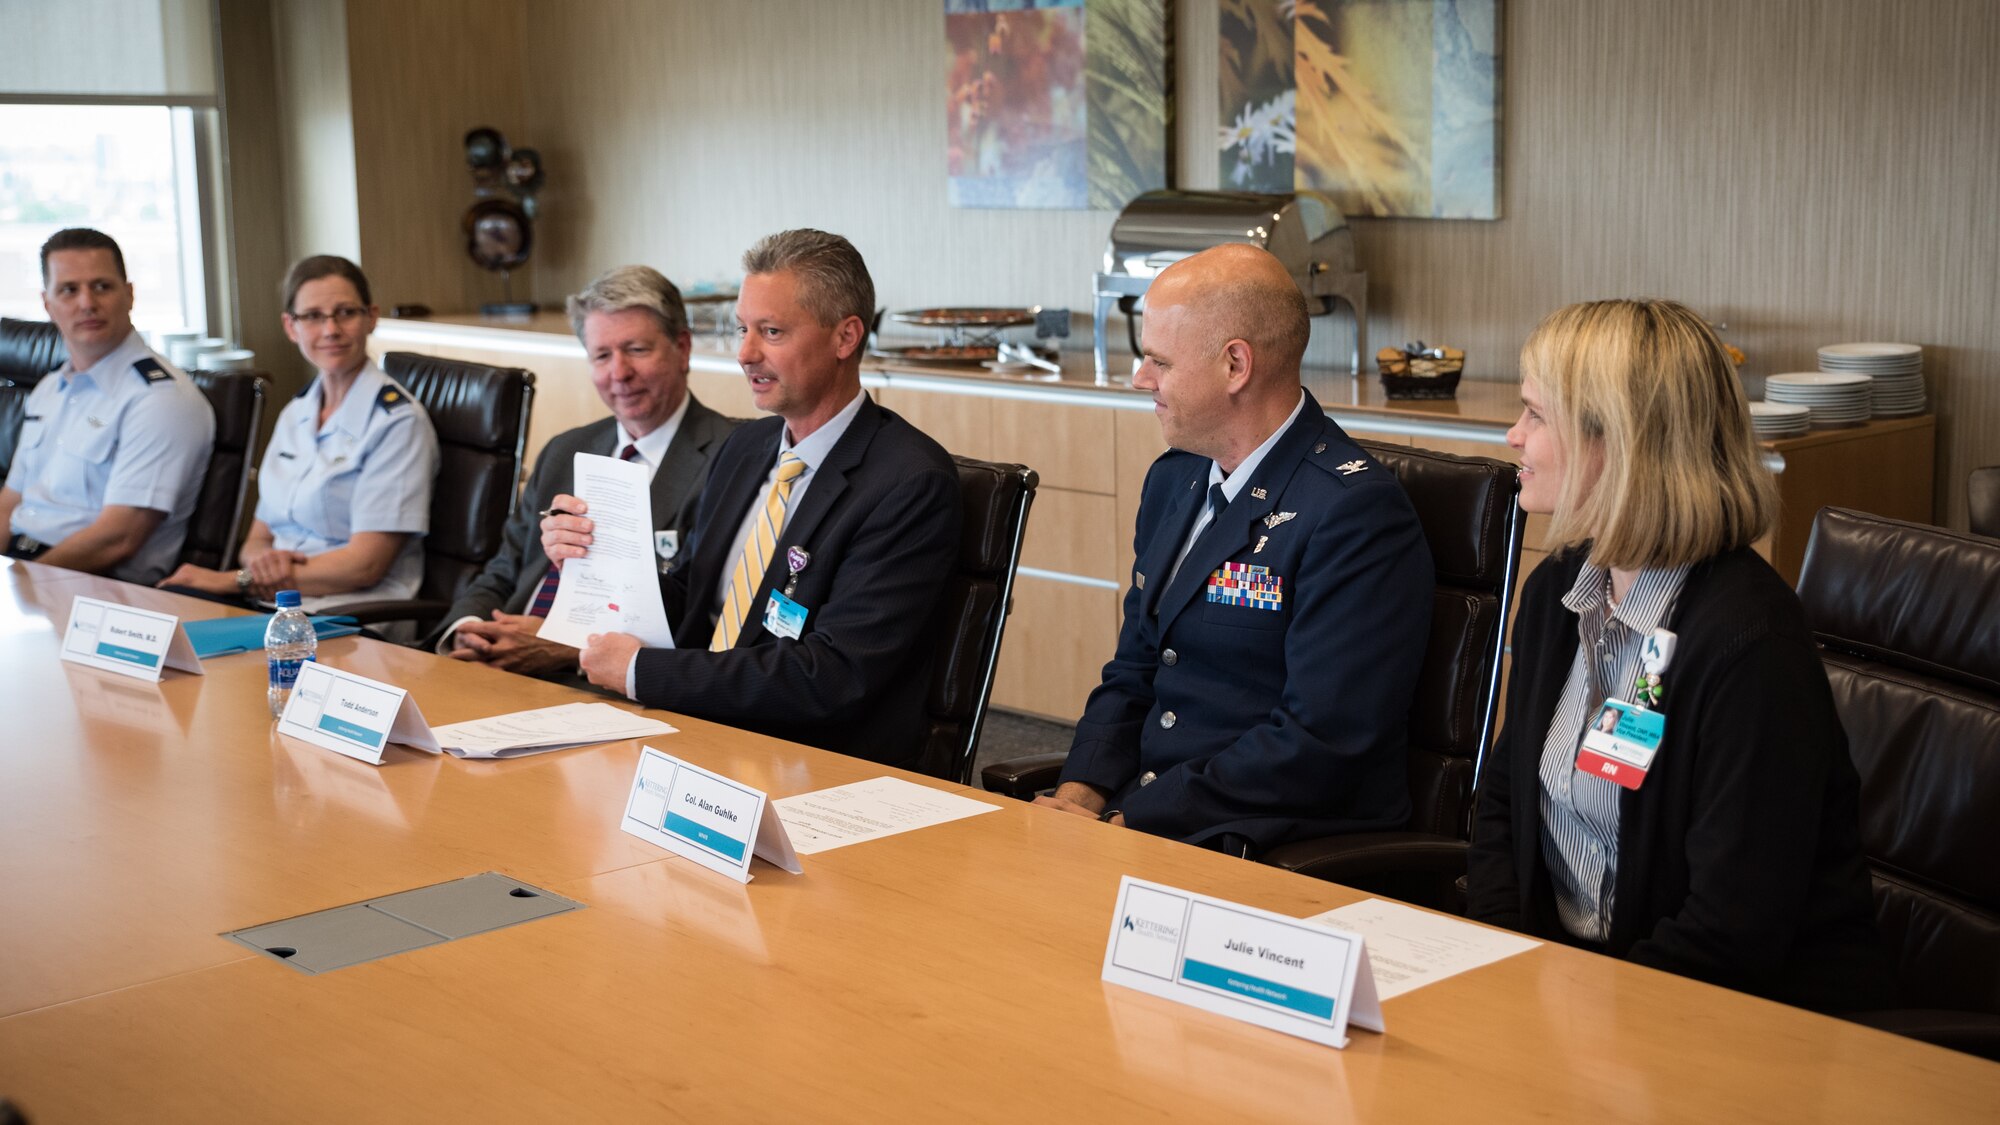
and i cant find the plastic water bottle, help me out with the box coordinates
[266,590,316,718]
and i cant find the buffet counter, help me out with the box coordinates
[372,313,1935,720]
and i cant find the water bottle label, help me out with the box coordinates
[268,653,314,690]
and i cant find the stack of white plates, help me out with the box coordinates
[1818,342,1925,417]
[1765,371,1873,428]
[168,337,230,369]
[1748,401,1810,439]
[203,348,255,372]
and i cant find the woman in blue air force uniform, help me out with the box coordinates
[160,257,437,619]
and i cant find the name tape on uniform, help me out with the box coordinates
[1101,876,1383,1049]
[60,596,203,682]
[276,660,441,765]
[620,746,802,883]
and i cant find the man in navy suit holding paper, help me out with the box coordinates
[539,230,960,767]
[1035,244,1432,853]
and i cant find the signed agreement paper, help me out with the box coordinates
[538,452,675,649]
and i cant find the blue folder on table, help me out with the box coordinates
[182,615,361,659]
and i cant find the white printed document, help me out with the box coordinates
[1102,877,1382,1049]
[276,660,441,765]
[537,452,674,650]
[431,701,677,759]
[59,596,203,682]
[1304,898,1539,1000]
[771,776,1001,854]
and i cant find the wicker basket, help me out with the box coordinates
[1378,368,1463,400]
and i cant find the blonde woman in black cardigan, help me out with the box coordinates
[1466,299,1899,1014]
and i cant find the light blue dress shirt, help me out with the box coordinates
[253,361,439,612]
[4,330,215,584]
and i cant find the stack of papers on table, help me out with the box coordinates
[431,702,678,759]
[1305,898,1539,1000]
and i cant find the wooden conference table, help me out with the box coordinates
[0,559,1993,1122]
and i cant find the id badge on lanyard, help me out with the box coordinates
[1577,628,1676,790]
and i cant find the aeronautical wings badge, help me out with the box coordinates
[1262,511,1296,529]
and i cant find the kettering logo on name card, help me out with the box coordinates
[1112,883,1190,981]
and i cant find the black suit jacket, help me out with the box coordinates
[427,397,739,646]
[1061,397,1433,851]
[635,395,960,767]
[1467,547,1900,1014]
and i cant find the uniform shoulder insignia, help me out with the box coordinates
[1336,459,1369,476]
[133,357,171,384]
[375,385,408,411]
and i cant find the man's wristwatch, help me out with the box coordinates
[235,569,251,595]
[1098,809,1120,823]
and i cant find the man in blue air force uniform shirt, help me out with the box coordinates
[1035,244,1433,853]
[0,228,214,585]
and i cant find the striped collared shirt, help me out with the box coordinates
[1538,560,1690,942]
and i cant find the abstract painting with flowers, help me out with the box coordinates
[947,0,1168,210]
[1220,0,1501,219]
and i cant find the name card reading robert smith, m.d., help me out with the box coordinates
[276,660,441,765]
[60,596,203,682]
[621,747,801,883]
[1101,876,1382,1049]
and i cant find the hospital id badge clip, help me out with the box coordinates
[1633,628,1676,710]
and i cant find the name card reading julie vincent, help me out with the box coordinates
[621,746,801,883]
[276,660,440,765]
[1101,876,1382,1049]
[60,596,203,682]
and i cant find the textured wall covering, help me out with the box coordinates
[500,0,1995,527]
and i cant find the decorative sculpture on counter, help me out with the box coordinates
[461,126,545,315]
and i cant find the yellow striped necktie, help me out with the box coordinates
[710,451,808,651]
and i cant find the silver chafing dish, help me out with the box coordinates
[1092,189,1367,381]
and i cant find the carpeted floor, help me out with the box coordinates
[971,709,1075,788]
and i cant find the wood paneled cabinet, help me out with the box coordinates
[874,387,1136,721]
[370,317,1936,725]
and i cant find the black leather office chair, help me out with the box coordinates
[983,442,1525,892]
[333,352,535,632]
[909,456,1037,785]
[178,370,268,571]
[1970,467,2000,540]
[1259,443,1524,907]
[0,317,65,480]
[1796,507,2000,1062]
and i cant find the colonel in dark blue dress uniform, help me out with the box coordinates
[1037,245,1432,853]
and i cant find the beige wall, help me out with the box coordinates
[514,0,1999,529]
[519,2,1118,315]
[251,0,1999,529]
[217,0,295,404]
[272,0,362,272]
[345,0,531,313]
[266,0,531,322]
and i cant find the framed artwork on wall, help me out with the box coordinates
[1220,0,1501,219]
[946,0,1171,210]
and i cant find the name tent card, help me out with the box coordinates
[276,660,441,765]
[620,747,802,883]
[1100,877,1383,1049]
[60,596,203,682]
